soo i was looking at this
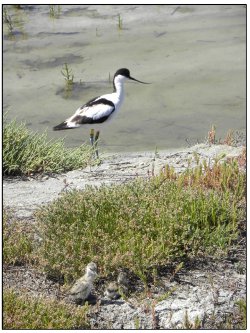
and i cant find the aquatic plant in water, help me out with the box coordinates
[3,6,14,35]
[49,5,61,19]
[61,63,74,86]
[117,14,123,30]
[61,63,75,98]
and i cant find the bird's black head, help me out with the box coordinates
[114,68,131,78]
[114,68,150,84]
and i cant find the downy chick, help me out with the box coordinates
[117,271,129,294]
[104,281,120,300]
[69,262,97,304]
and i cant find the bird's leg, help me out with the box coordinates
[89,129,100,159]
[94,130,100,159]
[90,128,94,147]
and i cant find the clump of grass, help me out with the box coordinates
[207,125,246,147]
[3,5,27,40]
[215,299,246,329]
[49,5,61,19]
[3,6,14,35]
[207,124,216,144]
[117,14,123,30]
[3,210,35,266]
[61,63,74,86]
[162,156,246,199]
[235,299,247,329]
[236,147,246,169]
[3,289,90,329]
[3,118,92,176]
[12,4,22,9]
[36,158,245,282]
[61,63,75,98]
[223,129,234,146]
[182,311,201,329]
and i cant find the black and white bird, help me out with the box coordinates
[53,68,149,157]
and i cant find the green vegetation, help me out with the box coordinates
[182,311,202,329]
[214,299,247,329]
[36,157,245,282]
[12,5,22,9]
[61,63,74,87]
[3,5,27,40]
[117,14,123,30]
[235,299,247,329]
[3,118,92,176]
[49,5,61,19]
[3,120,245,329]
[3,210,35,266]
[61,63,75,98]
[207,125,245,147]
[3,289,90,329]
[3,6,14,35]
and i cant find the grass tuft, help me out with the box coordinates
[61,63,75,98]
[3,210,35,266]
[215,298,246,329]
[3,289,90,329]
[3,118,92,176]
[3,6,14,35]
[36,158,245,283]
[207,124,216,144]
[117,14,123,30]
[161,156,245,198]
[61,62,74,86]
[49,5,61,19]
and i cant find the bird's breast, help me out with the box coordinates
[101,91,124,110]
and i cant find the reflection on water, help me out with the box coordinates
[3,4,246,152]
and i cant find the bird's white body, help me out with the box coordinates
[53,69,148,131]
[53,68,149,157]
[69,262,97,303]
[54,75,127,130]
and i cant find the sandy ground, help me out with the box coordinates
[3,143,246,328]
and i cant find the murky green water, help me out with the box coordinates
[3,5,246,152]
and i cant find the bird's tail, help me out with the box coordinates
[53,121,71,131]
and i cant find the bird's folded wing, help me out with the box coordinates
[69,280,88,295]
[78,102,114,119]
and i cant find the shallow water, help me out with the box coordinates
[3,5,246,152]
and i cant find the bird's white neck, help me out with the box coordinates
[113,75,126,100]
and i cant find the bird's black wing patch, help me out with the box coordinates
[80,96,99,109]
[81,97,115,109]
[73,99,115,124]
